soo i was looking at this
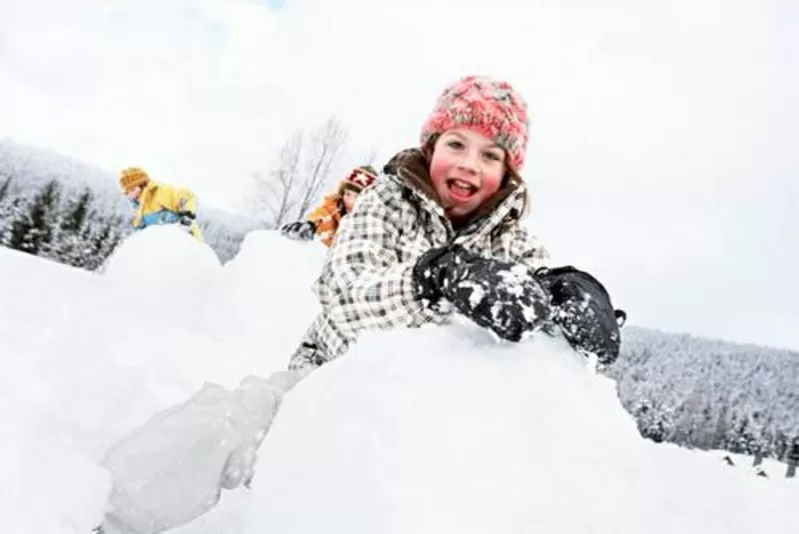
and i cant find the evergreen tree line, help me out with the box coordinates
[0,173,260,268]
[606,326,799,470]
[0,175,128,270]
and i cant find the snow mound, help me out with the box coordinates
[207,230,325,364]
[102,225,221,284]
[0,249,111,533]
[100,226,223,333]
[0,230,328,534]
[1,226,797,534]
[248,324,799,534]
[0,414,110,534]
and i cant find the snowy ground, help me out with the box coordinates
[1,226,797,534]
[715,451,796,480]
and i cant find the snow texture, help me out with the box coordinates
[0,225,796,534]
[445,256,551,343]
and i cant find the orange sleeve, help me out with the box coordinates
[306,196,341,225]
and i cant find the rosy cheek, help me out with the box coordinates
[429,158,451,183]
[481,170,503,196]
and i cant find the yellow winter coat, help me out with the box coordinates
[131,181,203,242]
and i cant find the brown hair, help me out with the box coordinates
[338,181,363,196]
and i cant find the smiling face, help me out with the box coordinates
[428,128,507,223]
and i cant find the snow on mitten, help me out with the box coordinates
[412,245,460,304]
[280,220,317,241]
[535,266,627,365]
[413,245,552,342]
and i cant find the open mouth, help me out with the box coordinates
[446,178,478,202]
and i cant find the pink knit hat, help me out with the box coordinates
[420,75,530,171]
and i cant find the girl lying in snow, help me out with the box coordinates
[279,165,378,248]
[97,75,626,534]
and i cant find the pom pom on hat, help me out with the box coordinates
[420,75,530,171]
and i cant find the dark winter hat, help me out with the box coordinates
[420,75,531,171]
[340,166,377,194]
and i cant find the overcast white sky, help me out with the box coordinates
[1,0,797,350]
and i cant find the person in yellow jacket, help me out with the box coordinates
[118,167,204,242]
[280,165,377,247]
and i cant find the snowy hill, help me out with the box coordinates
[0,136,128,212]
[0,137,263,263]
[1,226,797,534]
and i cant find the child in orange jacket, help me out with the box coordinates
[280,165,377,247]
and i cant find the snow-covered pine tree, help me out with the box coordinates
[6,196,32,251]
[0,175,11,202]
[9,179,62,256]
[0,177,18,244]
[786,437,799,478]
[79,212,127,271]
[52,187,93,267]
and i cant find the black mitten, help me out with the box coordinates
[412,245,464,303]
[536,266,627,365]
[178,211,195,228]
[280,220,316,241]
[413,245,552,342]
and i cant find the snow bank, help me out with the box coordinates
[247,324,798,533]
[0,228,797,534]
[205,230,326,373]
[101,226,222,332]
[716,451,796,479]
[0,248,112,533]
[102,226,221,282]
[0,230,324,533]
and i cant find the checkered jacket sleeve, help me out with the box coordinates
[489,221,551,272]
[312,184,429,356]
[507,225,550,270]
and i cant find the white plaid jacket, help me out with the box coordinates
[287,171,550,371]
